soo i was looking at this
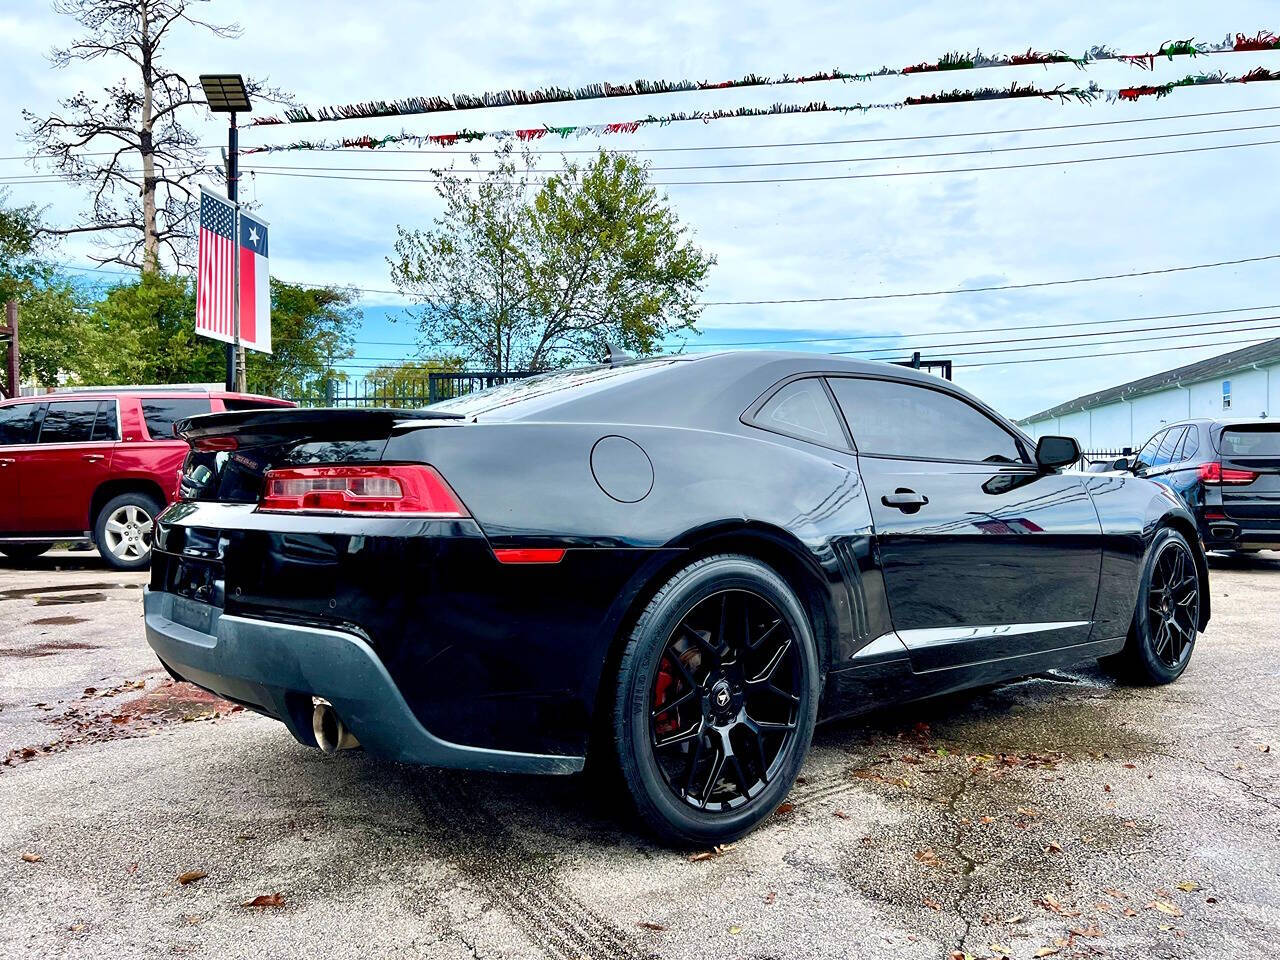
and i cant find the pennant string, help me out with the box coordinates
[250,31,1280,126]
[239,70,1280,156]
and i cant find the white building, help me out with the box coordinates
[1019,338,1280,453]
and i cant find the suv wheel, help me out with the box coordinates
[611,555,820,845]
[95,492,162,570]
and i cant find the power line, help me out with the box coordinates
[5,104,1280,163]
[238,120,1280,174]
[225,135,1280,187]
[949,334,1278,369]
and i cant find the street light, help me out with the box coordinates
[199,74,252,391]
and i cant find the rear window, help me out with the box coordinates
[429,360,684,418]
[38,400,101,444]
[1221,426,1280,457]
[221,397,290,412]
[141,397,212,440]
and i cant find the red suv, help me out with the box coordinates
[0,386,292,569]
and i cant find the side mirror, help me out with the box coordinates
[1035,435,1080,470]
[1111,457,1132,472]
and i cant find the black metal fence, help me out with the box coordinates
[285,371,537,409]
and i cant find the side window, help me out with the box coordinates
[0,403,42,445]
[140,397,212,440]
[1135,430,1164,469]
[37,400,101,444]
[1180,426,1200,462]
[91,401,119,442]
[1151,426,1185,467]
[828,377,1025,463]
[751,378,848,448]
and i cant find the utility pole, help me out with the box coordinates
[1,300,18,400]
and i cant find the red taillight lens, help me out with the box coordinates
[194,436,238,452]
[259,465,468,516]
[493,548,566,564]
[1198,461,1259,485]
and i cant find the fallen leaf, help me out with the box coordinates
[978,816,996,825]
[687,850,714,862]
[1069,926,1104,937]
[832,809,850,819]
[241,893,285,908]
[728,925,742,935]
[177,870,207,885]
[21,853,42,863]
[988,945,1011,959]
[1260,744,1271,753]
[775,802,795,816]
[915,848,945,869]
[763,891,776,905]
[1206,896,1219,904]
[1149,900,1184,917]
[923,898,942,911]
[1005,914,1023,924]
[1043,842,1063,855]
[636,921,667,931]
[1123,763,1136,769]
[1176,881,1201,892]
[1034,948,1060,958]
[69,923,85,932]
[1123,908,1138,917]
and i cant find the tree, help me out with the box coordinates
[388,148,714,372]
[0,189,48,304]
[247,281,361,398]
[24,0,285,271]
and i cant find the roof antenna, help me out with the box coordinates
[603,343,632,366]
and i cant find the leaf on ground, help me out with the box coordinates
[915,848,945,869]
[177,870,207,885]
[20,853,42,863]
[832,809,850,819]
[988,945,1012,959]
[728,925,742,935]
[1034,949,1060,958]
[1149,900,1184,917]
[1176,881,1201,892]
[1069,925,1104,937]
[775,802,794,816]
[1032,894,1080,917]
[636,921,667,931]
[241,893,285,908]
[763,891,776,905]
[1043,841,1064,854]
[923,897,942,911]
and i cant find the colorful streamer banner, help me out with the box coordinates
[240,69,1280,155]
[250,31,1280,126]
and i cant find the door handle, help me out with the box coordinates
[881,488,929,511]
[82,454,105,462]
[0,458,13,466]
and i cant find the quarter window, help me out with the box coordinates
[0,402,42,445]
[1136,430,1164,469]
[141,397,212,440]
[1152,426,1186,467]
[752,378,847,448]
[38,401,101,444]
[827,377,1025,463]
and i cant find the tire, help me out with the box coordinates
[94,492,162,570]
[0,543,52,563]
[610,554,820,846]
[1104,527,1202,685]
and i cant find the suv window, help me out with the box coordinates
[91,401,119,441]
[1152,426,1186,467]
[141,397,211,440]
[38,400,102,444]
[1135,430,1164,469]
[752,378,847,448]
[0,402,42,445]
[1172,425,1199,463]
[828,377,1025,463]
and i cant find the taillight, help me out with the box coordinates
[1198,461,1258,485]
[259,464,468,516]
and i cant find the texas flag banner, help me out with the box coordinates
[237,209,271,354]
[195,186,236,345]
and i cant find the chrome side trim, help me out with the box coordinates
[897,621,1091,651]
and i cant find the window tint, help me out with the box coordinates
[141,397,211,440]
[1152,426,1186,467]
[828,377,1024,463]
[221,398,286,412]
[753,378,847,447]
[1180,426,1199,461]
[1136,430,1164,468]
[1221,426,1280,456]
[0,402,42,445]
[91,401,119,441]
[38,401,101,444]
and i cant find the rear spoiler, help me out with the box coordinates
[175,407,463,444]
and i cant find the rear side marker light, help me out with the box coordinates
[1198,461,1258,485]
[259,464,468,516]
[493,548,566,564]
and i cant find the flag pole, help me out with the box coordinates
[225,111,239,392]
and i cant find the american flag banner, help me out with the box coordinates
[195,186,237,344]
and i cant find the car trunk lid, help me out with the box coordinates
[1217,423,1280,520]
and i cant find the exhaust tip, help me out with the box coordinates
[312,700,359,753]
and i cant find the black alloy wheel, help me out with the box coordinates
[612,554,820,845]
[1103,527,1201,685]
[1146,536,1200,671]
[649,589,801,811]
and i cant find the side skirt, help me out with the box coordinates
[820,635,1127,723]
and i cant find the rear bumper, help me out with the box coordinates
[1196,515,1280,551]
[143,588,583,774]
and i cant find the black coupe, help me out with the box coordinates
[145,353,1209,844]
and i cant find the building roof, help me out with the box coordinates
[1018,338,1280,424]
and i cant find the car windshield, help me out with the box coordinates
[429,359,685,418]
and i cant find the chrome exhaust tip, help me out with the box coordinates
[312,700,360,753]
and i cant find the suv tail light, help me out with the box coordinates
[260,465,468,516]
[1198,461,1258,485]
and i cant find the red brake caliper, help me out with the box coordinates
[655,656,680,736]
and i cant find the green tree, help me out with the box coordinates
[388,148,714,372]
[246,281,360,397]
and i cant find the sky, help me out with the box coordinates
[3,1,1280,421]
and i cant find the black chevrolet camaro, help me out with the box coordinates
[145,352,1209,844]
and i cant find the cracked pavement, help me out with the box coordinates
[1,550,1278,959]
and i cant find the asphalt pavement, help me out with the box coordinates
[1,550,1277,960]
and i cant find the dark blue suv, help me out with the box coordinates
[1121,419,1280,553]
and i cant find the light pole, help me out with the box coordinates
[198,74,252,392]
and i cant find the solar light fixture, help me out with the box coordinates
[199,74,252,113]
